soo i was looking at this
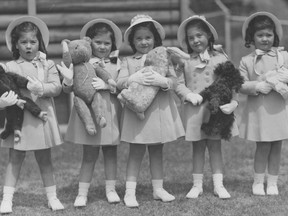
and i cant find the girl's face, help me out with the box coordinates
[91,32,112,59]
[186,26,209,54]
[133,27,155,54]
[253,28,274,51]
[16,31,39,61]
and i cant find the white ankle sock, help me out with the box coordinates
[105,180,116,192]
[152,179,163,191]
[125,181,136,193]
[253,173,265,185]
[2,186,15,201]
[267,174,278,186]
[45,185,57,200]
[193,174,203,188]
[78,182,90,197]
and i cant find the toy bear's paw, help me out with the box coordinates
[136,112,145,120]
[14,130,21,144]
[38,111,48,121]
[86,125,97,135]
[0,129,12,140]
[96,115,107,128]
[108,79,117,93]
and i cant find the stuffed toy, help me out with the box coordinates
[0,65,47,143]
[264,67,288,99]
[199,61,244,140]
[117,46,189,119]
[62,37,116,135]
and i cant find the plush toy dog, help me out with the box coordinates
[0,65,47,143]
[62,37,116,135]
[199,61,244,140]
[117,46,189,119]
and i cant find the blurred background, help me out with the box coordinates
[0,0,287,126]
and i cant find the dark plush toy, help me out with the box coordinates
[0,65,47,143]
[62,37,116,135]
[199,61,244,140]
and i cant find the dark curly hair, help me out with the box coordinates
[185,19,215,54]
[128,21,162,53]
[244,15,280,48]
[11,22,47,60]
[85,22,117,52]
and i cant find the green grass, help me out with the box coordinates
[1,135,288,216]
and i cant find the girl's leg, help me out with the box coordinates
[253,142,271,195]
[34,149,64,211]
[186,140,206,199]
[74,145,100,207]
[124,144,146,208]
[148,144,175,202]
[0,149,25,214]
[207,140,230,199]
[267,140,282,195]
[102,145,120,203]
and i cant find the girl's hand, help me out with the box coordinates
[57,62,74,86]
[16,99,26,109]
[92,77,109,90]
[256,81,272,94]
[185,92,203,105]
[220,100,238,114]
[0,91,18,108]
[144,71,169,88]
[27,76,44,96]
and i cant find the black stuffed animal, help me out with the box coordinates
[0,65,47,143]
[199,61,244,140]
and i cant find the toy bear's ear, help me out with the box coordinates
[82,37,92,44]
[62,39,71,44]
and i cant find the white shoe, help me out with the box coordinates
[252,183,265,196]
[48,198,64,211]
[74,195,87,207]
[267,185,279,195]
[153,188,175,202]
[124,193,139,208]
[0,199,12,214]
[106,190,120,203]
[214,186,231,199]
[186,186,203,199]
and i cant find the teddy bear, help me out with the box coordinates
[199,61,244,140]
[0,65,47,143]
[61,37,116,135]
[117,46,189,119]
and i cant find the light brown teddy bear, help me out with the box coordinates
[62,37,116,135]
[117,46,189,119]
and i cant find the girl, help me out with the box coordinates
[175,15,239,199]
[239,12,288,196]
[58,18,123,206]
[117,14,184,208]
[0,16,64,213]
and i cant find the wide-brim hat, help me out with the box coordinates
[80,18,123,49]
[177,15,218,51]
[124,14,165,45]
[5,16,49,51]
[242,11,283,40]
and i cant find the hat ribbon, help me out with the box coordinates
[90,50,119,68]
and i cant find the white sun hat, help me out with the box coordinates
[124,14,165,45]
[5,16,49,51]
[177,15,218,51]
[80,18,123,49]
[242,11,283,40]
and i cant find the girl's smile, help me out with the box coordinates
[186,26,210,54]
[133,27,155,55]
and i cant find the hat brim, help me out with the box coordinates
[80,19,123,49]
[5,16,49,51]
[177,16,218,51]
[123,18,165,45]
[242,11,283,40]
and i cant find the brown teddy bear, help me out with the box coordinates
[117,46,189,119]
[62,37,116,135]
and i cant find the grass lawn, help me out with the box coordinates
[0,133,288,216]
